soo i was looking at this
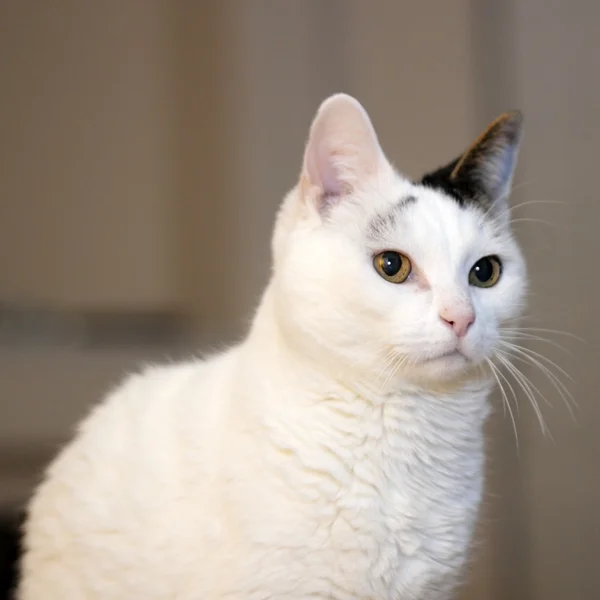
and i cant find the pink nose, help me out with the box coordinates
[439,309,475,338]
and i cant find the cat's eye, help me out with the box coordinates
[469,255,502,288]
[374,251,412,284]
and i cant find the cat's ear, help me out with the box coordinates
[301,94,387,211]
[421,111,524,217]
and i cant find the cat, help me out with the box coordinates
[18,94,526,600]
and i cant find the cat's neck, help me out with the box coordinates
[237,284,491,483]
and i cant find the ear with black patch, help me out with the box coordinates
[420,111,524,215]
[301,93,388,213]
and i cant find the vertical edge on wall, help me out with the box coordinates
[215,0,353,334]
[469,1,532,598]
[172,2,241,341]
[173,0,354,341]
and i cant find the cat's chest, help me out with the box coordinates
[270,392,486,598]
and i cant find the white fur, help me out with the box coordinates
[19,95,526,599]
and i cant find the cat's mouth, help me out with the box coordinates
[424,348,468,363]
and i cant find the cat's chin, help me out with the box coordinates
[405,350,479,383]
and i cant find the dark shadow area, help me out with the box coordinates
[0,512,21,600]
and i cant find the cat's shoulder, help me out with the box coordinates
[45,352,232,477]
[98,359,198,411]
[84,346,240,424]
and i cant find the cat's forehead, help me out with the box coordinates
[364,179,485,247]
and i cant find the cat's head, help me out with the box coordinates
[271,94,526,388]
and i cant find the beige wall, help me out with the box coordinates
[0,1,182,311]
[512,1,600,598]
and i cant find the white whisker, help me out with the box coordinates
[501,326,586,344]
[509,198,567,212]
[498,341,574,384]
[508,217,557,228]
[486,358,519,451]
[494,351,552,439]
[497,342,578,420]
[498,331,576,358]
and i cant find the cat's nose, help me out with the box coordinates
[439,308,475,338]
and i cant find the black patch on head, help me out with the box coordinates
[367,195,417,240]
[417,111,524,213]
[419,158,474,206]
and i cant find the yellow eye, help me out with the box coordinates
[374,251,412,284]
[469,255,502,288]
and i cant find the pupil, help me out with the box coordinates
[382,252,401,276]
[475,258,493,281]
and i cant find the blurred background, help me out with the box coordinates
[0,1,598,598]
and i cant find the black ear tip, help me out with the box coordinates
[504,109,523,120]
[497,110,524,142]
[504,110,524,127]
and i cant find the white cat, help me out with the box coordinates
[18,94,526,600]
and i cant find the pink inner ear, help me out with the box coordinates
[316,144,345,197]
[302,94,387,206]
